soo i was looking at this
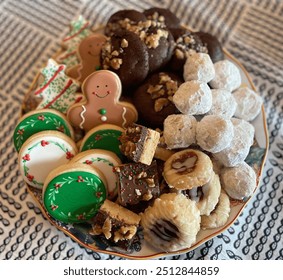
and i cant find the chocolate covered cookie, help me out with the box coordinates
[170,30,207,73]
[195,31,224,63]
[101,29,149,89]
[105,9,147,36]
[132,72,183,128]
[143,7,181,30]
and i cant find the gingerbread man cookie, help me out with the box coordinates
[67,70,138,131]
[67,34,107,83]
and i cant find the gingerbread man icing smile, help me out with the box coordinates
[67,70,138,131]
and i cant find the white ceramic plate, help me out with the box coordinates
[25,28,269,259]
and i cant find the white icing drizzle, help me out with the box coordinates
[122,107,127,128]
[79,105,86,129]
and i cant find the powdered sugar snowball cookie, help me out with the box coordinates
[163,114,197,149]
[221,162,257,201]
[233,87,263,121]
[206,89,237,118]
[196,115,234,153]
[213,118,255,167]
[173,80,212,115]
[140,193,200,252]
[183,52,215,83]
[209,60,241,92]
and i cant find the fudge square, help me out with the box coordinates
[114,160,160,207]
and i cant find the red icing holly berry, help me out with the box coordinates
[66,151,74,159]
[77,176,84,182]
[38,115,45,121]
[22,154,30,161]
[26,173,34,182]
[77,214,85,220]
[84,160,92,165]
[54,183,61,190]
[41,140,49,146]
[57,125,65,132]
[51,204,58,211]
[17,128,24,135]
[96,192,102,198]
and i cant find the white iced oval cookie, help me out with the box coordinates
[70,149,121,200]
[18,131,78,189]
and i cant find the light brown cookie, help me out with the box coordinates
[140,193,200,252]
[163,149,213,190]
[185,173,221,216]
[119,123,160,165]
[67,33,107,83]
[67,70,138,131]
[201,191,231,230]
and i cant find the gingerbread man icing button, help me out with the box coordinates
[67,34,107,83]
[67,70,138,131]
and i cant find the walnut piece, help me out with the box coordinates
[154,98,170,112]
[113,225,137,242]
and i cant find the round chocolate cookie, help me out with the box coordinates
[125,19,175,73]
[169,30,208,73]
[195,31,224,62]
[132,72,183,128]
[143,7,181,30]
[101,29,149,89]
[105,9,147,36]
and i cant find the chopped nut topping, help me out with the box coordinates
[113,225,137,242]
[146,177,155,187]
[91,217,112,239]
[136,171,147,179]
[142,190,153,201]
[111,50,119,56]
[121,38,128,48]
[154,97,170,112]
[175,48,185,59]
[110,58,122,70]
[135,189,141,196]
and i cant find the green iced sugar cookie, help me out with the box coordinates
[43,170,106,223]
[14,110,73,152]
[80,128,123,159]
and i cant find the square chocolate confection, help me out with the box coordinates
[114,160,160,209]
[119,123,160,165]
[90,199,141,252]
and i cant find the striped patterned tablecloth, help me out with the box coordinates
[0,0,282,260]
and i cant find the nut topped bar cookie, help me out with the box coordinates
[90,199,141,252]
[119,123,160,165]
[114,160,160,212]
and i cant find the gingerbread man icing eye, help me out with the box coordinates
[67,70,138,131]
